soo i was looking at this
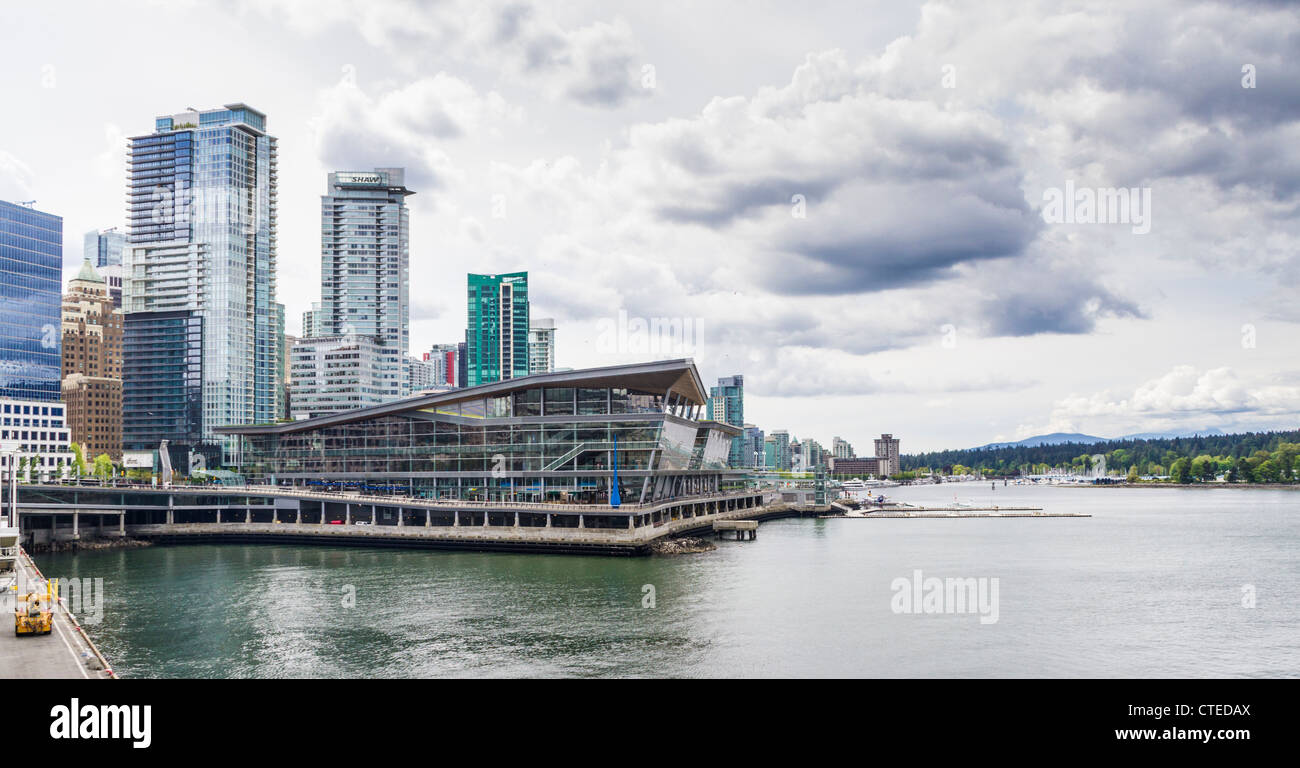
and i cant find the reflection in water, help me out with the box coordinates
[38,486,1300,678]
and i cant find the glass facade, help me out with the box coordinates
[83,228,125,268]
[466,272,529,386]
[224,364,739,504]
[121,310,203,450]
[0,200,63,402]
[707,374,745,468]
[125,104,278,461]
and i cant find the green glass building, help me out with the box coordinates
[466,272,529,387]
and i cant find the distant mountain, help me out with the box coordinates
[976,432,1108,450]
[1117,428,1226,440]
[975,427,1227,450]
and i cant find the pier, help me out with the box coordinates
[714,520,758,540]
[0,549,115,679]
[11,484,772,557]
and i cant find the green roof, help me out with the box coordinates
[73,258,104,283]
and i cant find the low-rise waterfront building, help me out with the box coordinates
[220,359,743,505]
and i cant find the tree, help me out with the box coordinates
[70,442,87,476]
[1127,465,1139,483]
[92,453,114,481]
[1170,457,1192,484]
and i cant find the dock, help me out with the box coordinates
[0,549,115,679]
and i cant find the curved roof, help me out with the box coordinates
[218,358,709,435]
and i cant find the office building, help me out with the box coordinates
[288,335,402,419]
[832,436,854,459]
[407,354,434,393]
[124,104,278,462]
[742,424,764,468]
[766,429,792,471]
[83,228,125,268]
[1,200,72,475]
[466,272,529,387]
[60,260,122,461]
[528,317,556,375]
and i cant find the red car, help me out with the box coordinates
[328,520,344,525]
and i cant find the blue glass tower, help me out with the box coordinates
[0,200,63,402]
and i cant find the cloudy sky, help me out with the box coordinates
[2,0,1298,452]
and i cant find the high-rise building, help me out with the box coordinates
[832,436,854,459]
[83,228,125,268]
[123,104,278,462]
[466,272,529,386]
[707,375,745,468]
[528,317,556,375]
[456,341,468,388]
[301,301,322,338]
[318,169,412,349]
[273,302,286,420]
[767,429,792,471]
[1,200,72,477]
[407,354,434,393]
[742,424,764,469]
[60,260,123,461]
[874,433,900,477]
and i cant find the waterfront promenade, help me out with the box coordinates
[0,549,114,679]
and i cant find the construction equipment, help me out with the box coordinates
[14,579,55,636]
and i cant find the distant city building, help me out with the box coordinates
[742,424,764,468]
[466,272,529,386]
[528,317,556,375]
[98,264,123,309]
[456,341,468,388]
[767,429,792,471]
[273,302,287,420]
[407,354,434,393]
[1,200,72,477]
[301,302,322,338]
[801,438,825,472]
[289,335,402,419]
[282,333,296,418]
[83,228,125,268]
[874,433,900,477]
[124,104,279,461]
[832,436,854,459]
[828,456,885,477]
[707,375,745,468]
[60,260,123,461]
[427,343,460,388]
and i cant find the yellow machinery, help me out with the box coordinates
[14,578,55,636]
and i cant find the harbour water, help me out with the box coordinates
[36,485,1300,678]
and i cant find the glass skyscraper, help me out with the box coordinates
[0,200,63,403]
[83,227,125,268]
[467,272,529,387]
[123,104,278,462]
[707,375,745,468]
[318,169,411,351]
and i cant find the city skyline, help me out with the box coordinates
[3,1,1299,452]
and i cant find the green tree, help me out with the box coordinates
[1170,457,1192,484]
[92,453,114,481]
[1127,465,1139,483]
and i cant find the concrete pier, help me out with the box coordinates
[0,550,115,679]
